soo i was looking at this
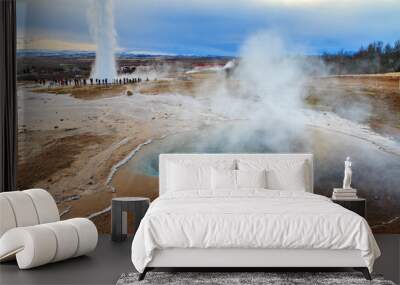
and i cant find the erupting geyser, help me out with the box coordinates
[89,0,117,80]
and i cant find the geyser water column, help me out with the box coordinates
[89,0,117,80]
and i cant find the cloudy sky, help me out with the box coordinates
[17,0,400,56]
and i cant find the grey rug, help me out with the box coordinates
[116,272,396,285]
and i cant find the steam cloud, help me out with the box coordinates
[205,31,312,149]
[88,0,117,80]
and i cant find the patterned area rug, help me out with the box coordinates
[116,272,396,285]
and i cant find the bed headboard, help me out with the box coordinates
[159,153,314,195]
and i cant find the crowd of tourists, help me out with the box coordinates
[36,77,146,87]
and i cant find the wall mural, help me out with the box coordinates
[16,0,400,233]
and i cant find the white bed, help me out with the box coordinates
[131,154,380,280]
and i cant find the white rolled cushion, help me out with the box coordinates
[0,196,17,237]
[1,192,39,227]
[211,168,236,190]
[167,162,211,191]
[0,218,97,269]
[0,226,57,269]
[42,221,79,262]
[238,159,307,191]
[236,169,267,189]
[64,218,98,257]
[24,189,59,224]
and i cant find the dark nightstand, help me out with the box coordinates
[331,197,366,218]
[111,197,150,242]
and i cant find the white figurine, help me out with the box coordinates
[342,156,352,189]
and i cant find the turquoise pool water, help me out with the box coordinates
[115,123,400,230]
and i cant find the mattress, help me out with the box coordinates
[131,190,380,273]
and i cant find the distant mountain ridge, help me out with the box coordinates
[17,49,234,60]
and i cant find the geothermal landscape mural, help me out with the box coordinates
[16,0,400,233]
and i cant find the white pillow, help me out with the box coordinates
[238,159,307,191]
[236,169,267,189]
[166,159,236,193]
[167,162,211,191]
[211,168,236,190]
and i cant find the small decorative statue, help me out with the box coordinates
[342,156,352,189]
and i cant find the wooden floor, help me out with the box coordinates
[0,234,399,285]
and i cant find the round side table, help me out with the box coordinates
[111,197,150,242]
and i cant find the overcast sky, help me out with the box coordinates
[16,0,400,55]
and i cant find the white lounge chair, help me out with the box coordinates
[0,188,98,269]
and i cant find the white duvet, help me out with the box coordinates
[131,190,380,273]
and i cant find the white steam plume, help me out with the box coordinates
[206,31,310,149]
[88,0,117,80]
